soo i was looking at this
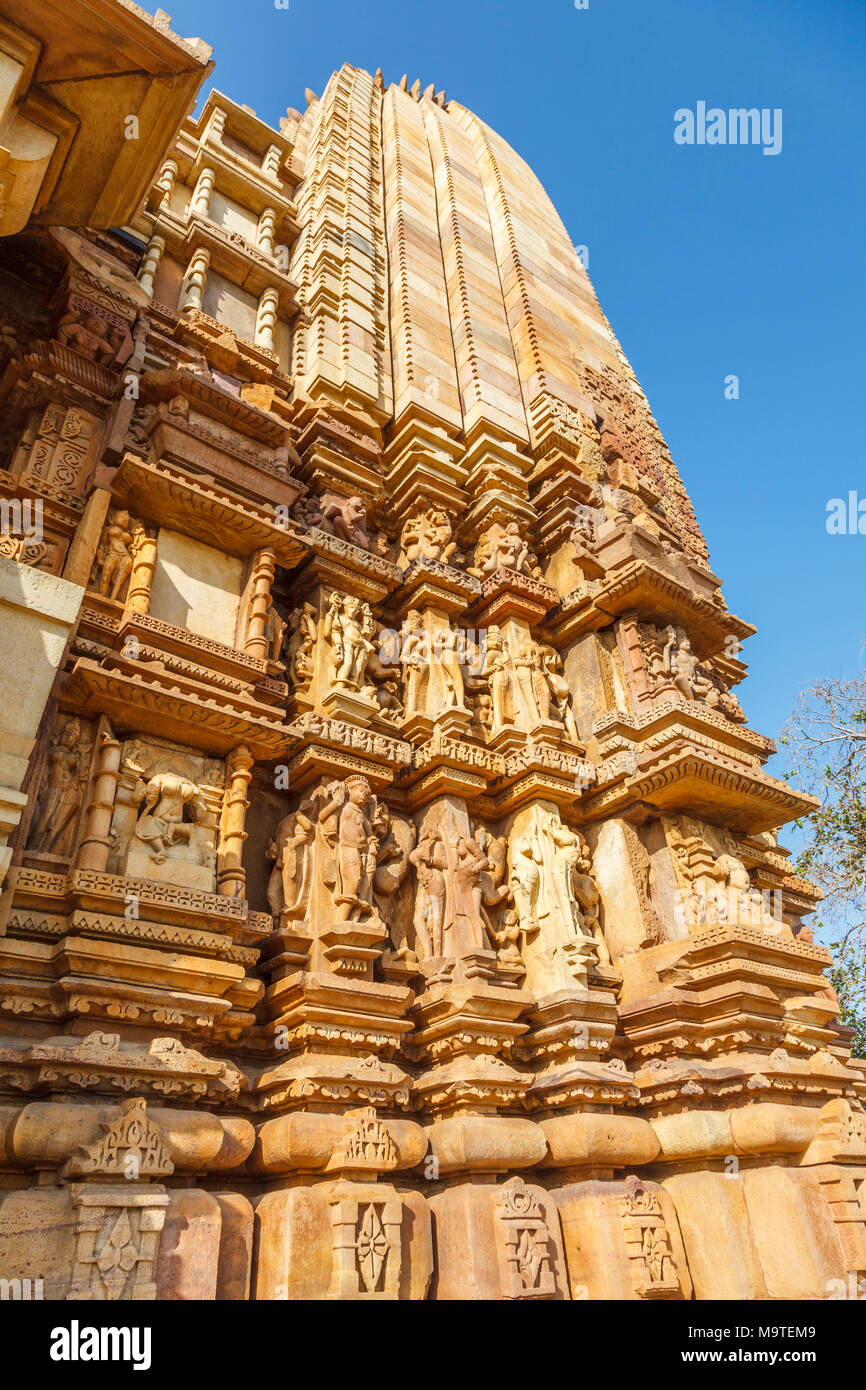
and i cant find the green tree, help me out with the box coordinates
[784,676,866,1057]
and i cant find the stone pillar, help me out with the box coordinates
[244,547,276,659]
[123,531,158,618]
[155,158,178,206]
[257,206,277,257]
[190,165,216,219]
[62,488,112,587]
[137,234,166,297]
[254,287,279,351]
[181,248,210,312]
[218,745,254,897]
[263,144,281,179]
[76,721,122,872]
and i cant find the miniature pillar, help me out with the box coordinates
[207,107,227,142]
[218,744,254,897]
[244,548,276,659]
[181,248,210,312]
[263,144,282,179]
[257,206,277,257]
[123,531,158,618]
[190,165,216,219]
[137,234,166,297]
[76,722,122,872]
[254,288,279,352]
[154,158,178,206]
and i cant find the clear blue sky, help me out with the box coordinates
[167,0,865,791]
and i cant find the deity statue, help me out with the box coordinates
[323,593,375,691]
[29,717,86,857]
[661,627,716,703]
[513,640,551,724]
[365,634,405,717]
[509,830,543,937]
[318,776,385,922]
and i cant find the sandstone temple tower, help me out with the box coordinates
[0,3,863,1302]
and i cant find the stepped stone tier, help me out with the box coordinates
[0,15,864,1301]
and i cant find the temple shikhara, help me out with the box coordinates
[0,0,863,1304]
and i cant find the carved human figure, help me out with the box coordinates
[472,691,493,740]
[484,626,513,733]
[373,810,417,958]
[509,808,602,983]
[470,521,530,577]
[94,509,135,600]
[364,628,404,715]
[510,831,543,937]
[318,776,383,922]
[257,592,286,664]
[285,602,317,688]
[452,836,490,947]
[546,818,589,937]
[370,530,391,559]
[323,594,375,691]
[571,506,596,551]
[661,627,715,703]
[292,495,325,531]
[57,312,119,365]
[542,647,580,743]
[437,625,464,709]
[409,830,448,958]
[30,717,86,857]
[402,610,428,719]
[572,835,611,964]
[507,635,551,727]
[266,803,316,918]
[132,772,206,864]
[398,508,457,568]
[322,494,368,549]
[526,643,552,722]
[474,825,511,944]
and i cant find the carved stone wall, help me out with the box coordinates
[0,48,861,1306]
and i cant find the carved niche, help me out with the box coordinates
[107,737,223,891]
